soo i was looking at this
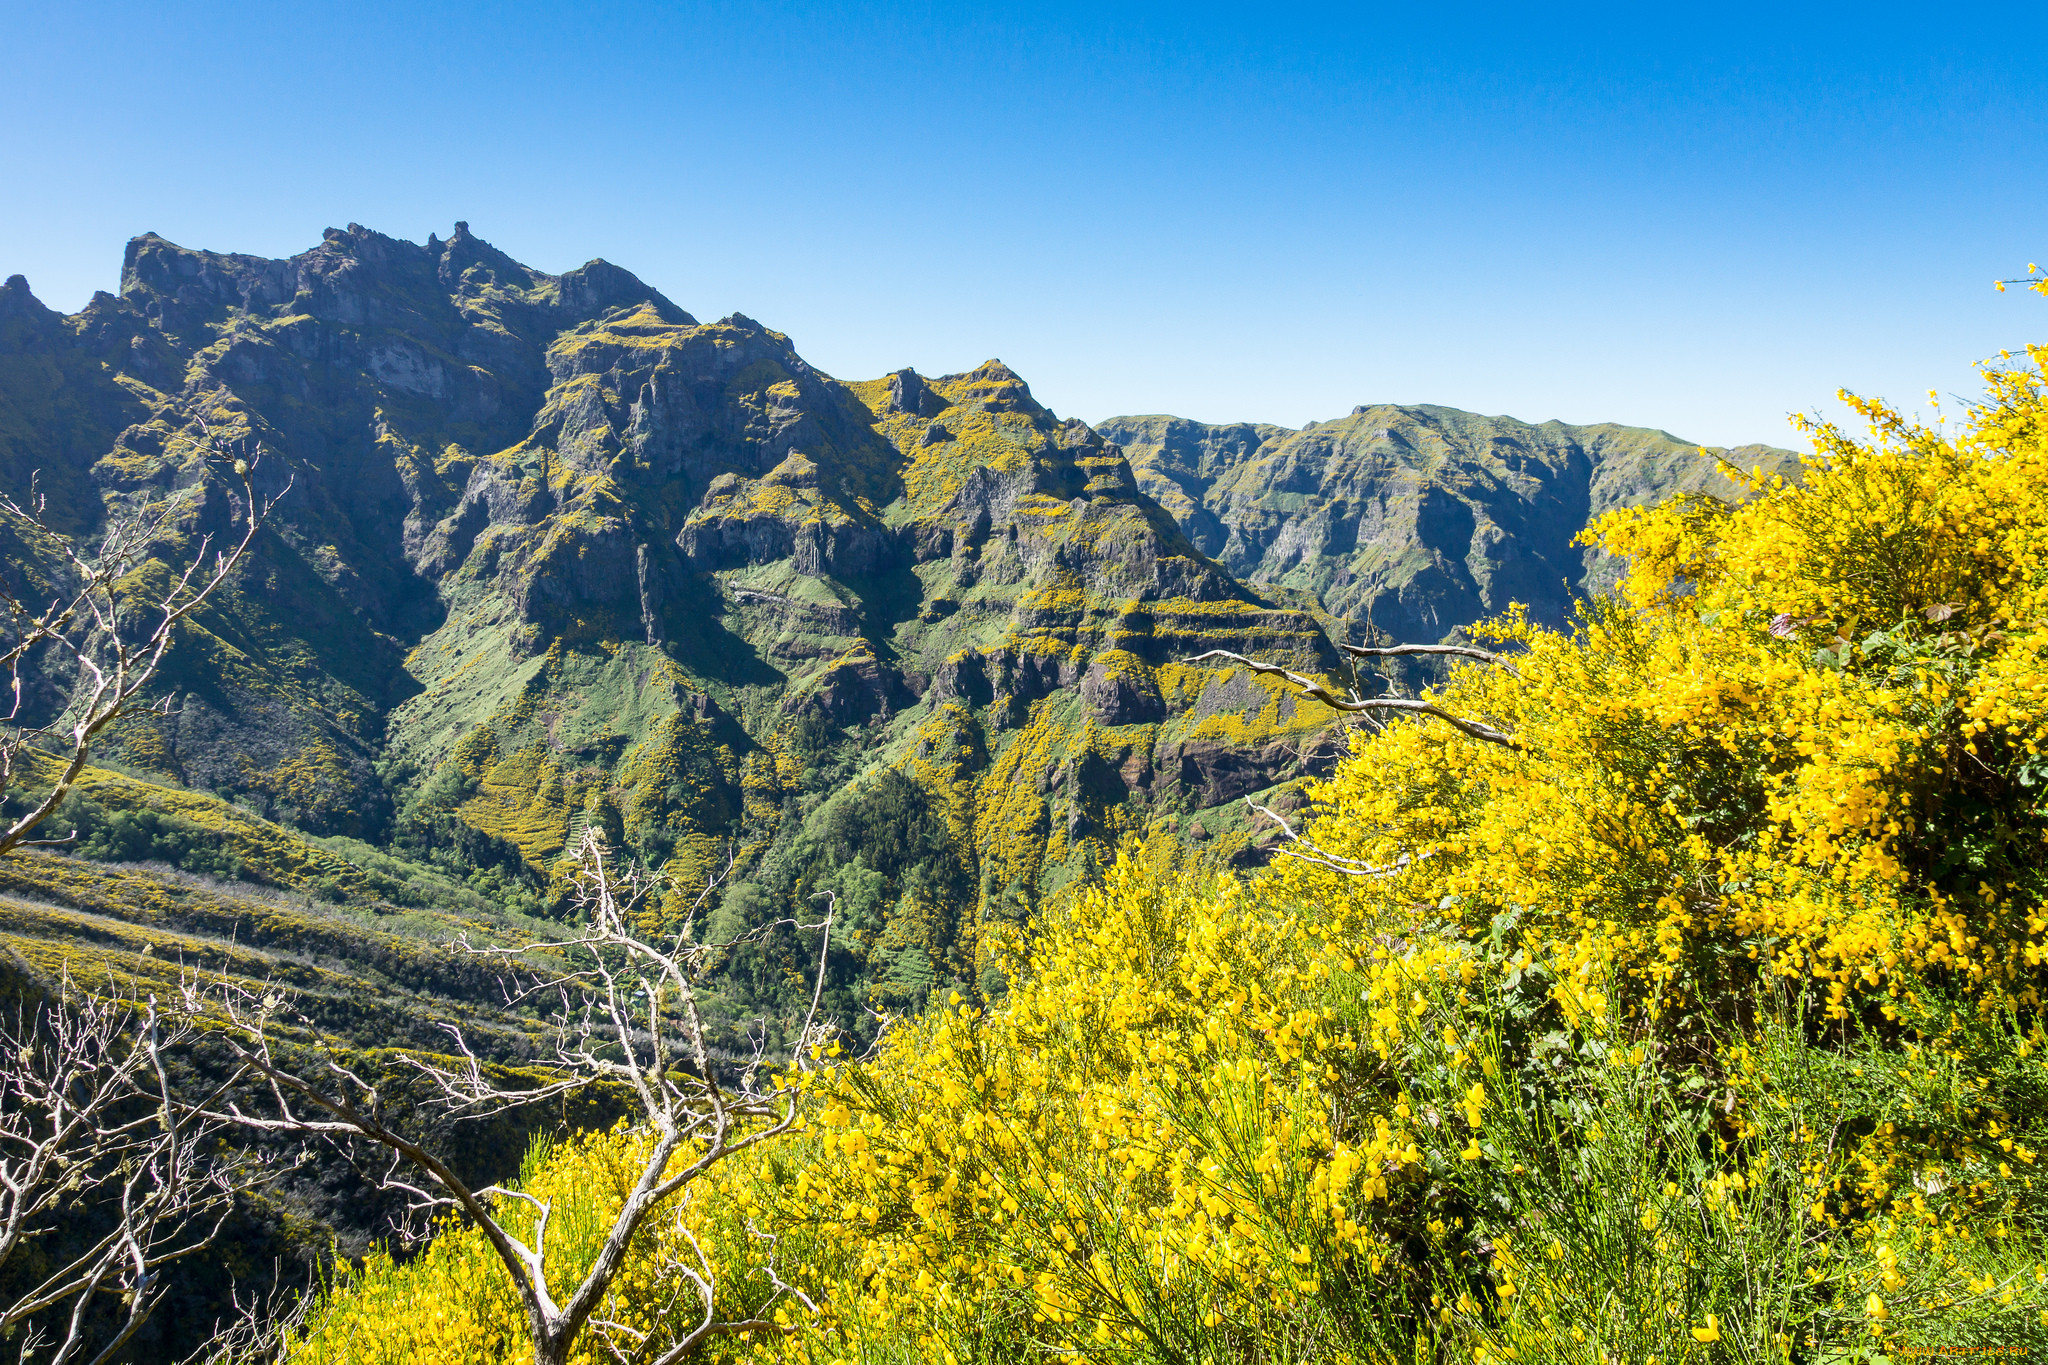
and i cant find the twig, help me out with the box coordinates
[0,421,289,857]
[1243,798,1432,880]
[1185,649,1518,749]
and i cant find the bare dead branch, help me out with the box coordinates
[1242,798,1432,880]
[587,1203,817,1365]
[0,973,250,1361]
[0,429,284,1355]
[0,421,289,857]
[1184,649,1519,749]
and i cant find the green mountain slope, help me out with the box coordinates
[1097,407,1800,641]
[0,225,1340,1016]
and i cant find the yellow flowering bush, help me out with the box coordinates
[769,859,1409,1363]
[288,329,2048,1361]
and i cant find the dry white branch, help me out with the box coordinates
[0,420,288,857]
[1242,798,1432,881]
[587,1205,818,1365]
[1182,641,1510,877]
[1183,648,1518,749]
[187,830,834,1365]
[1339,641,1521,676]
[0,973,246,1364]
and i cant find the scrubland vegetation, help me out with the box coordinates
[273,318,2048,1363]
[7,239,2047,1362]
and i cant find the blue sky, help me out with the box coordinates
[3,1,2042,447]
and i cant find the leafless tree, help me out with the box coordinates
[0,426,283,1359]
[184,831,835,1365]
[0,422,289,857]
[0,972,246,1365]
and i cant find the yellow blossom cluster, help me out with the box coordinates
[1288,340,2048,1031]
[288,329,2048,1361]
[767,857,1419,1360]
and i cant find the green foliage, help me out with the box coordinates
[800,767,975,1009]
[62,792,249,879]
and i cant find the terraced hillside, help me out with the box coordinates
[1098,408,1799,641]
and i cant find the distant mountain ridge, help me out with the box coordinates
[1097,408,1798,641]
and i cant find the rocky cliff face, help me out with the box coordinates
[2,225,700,827]
[1097,407,1799,642]
[0,225,1344,1007]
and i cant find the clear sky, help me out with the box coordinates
[3,1,2042,448]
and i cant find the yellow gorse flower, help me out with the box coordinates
[285,312,2048,1365]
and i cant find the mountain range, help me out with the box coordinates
[0,222,1797,1014]
[1100,409,1793,640]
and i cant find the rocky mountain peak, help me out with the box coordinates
[0,274,50,325]
[885,368,941,417]
[939,359,1039,416]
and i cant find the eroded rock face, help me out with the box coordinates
[0,225,705,830]
[887,368,941,418]
[782,648,910,726]
[1080,655,1166,725]
[1155,736,1318,807]
[679,458,895,579]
